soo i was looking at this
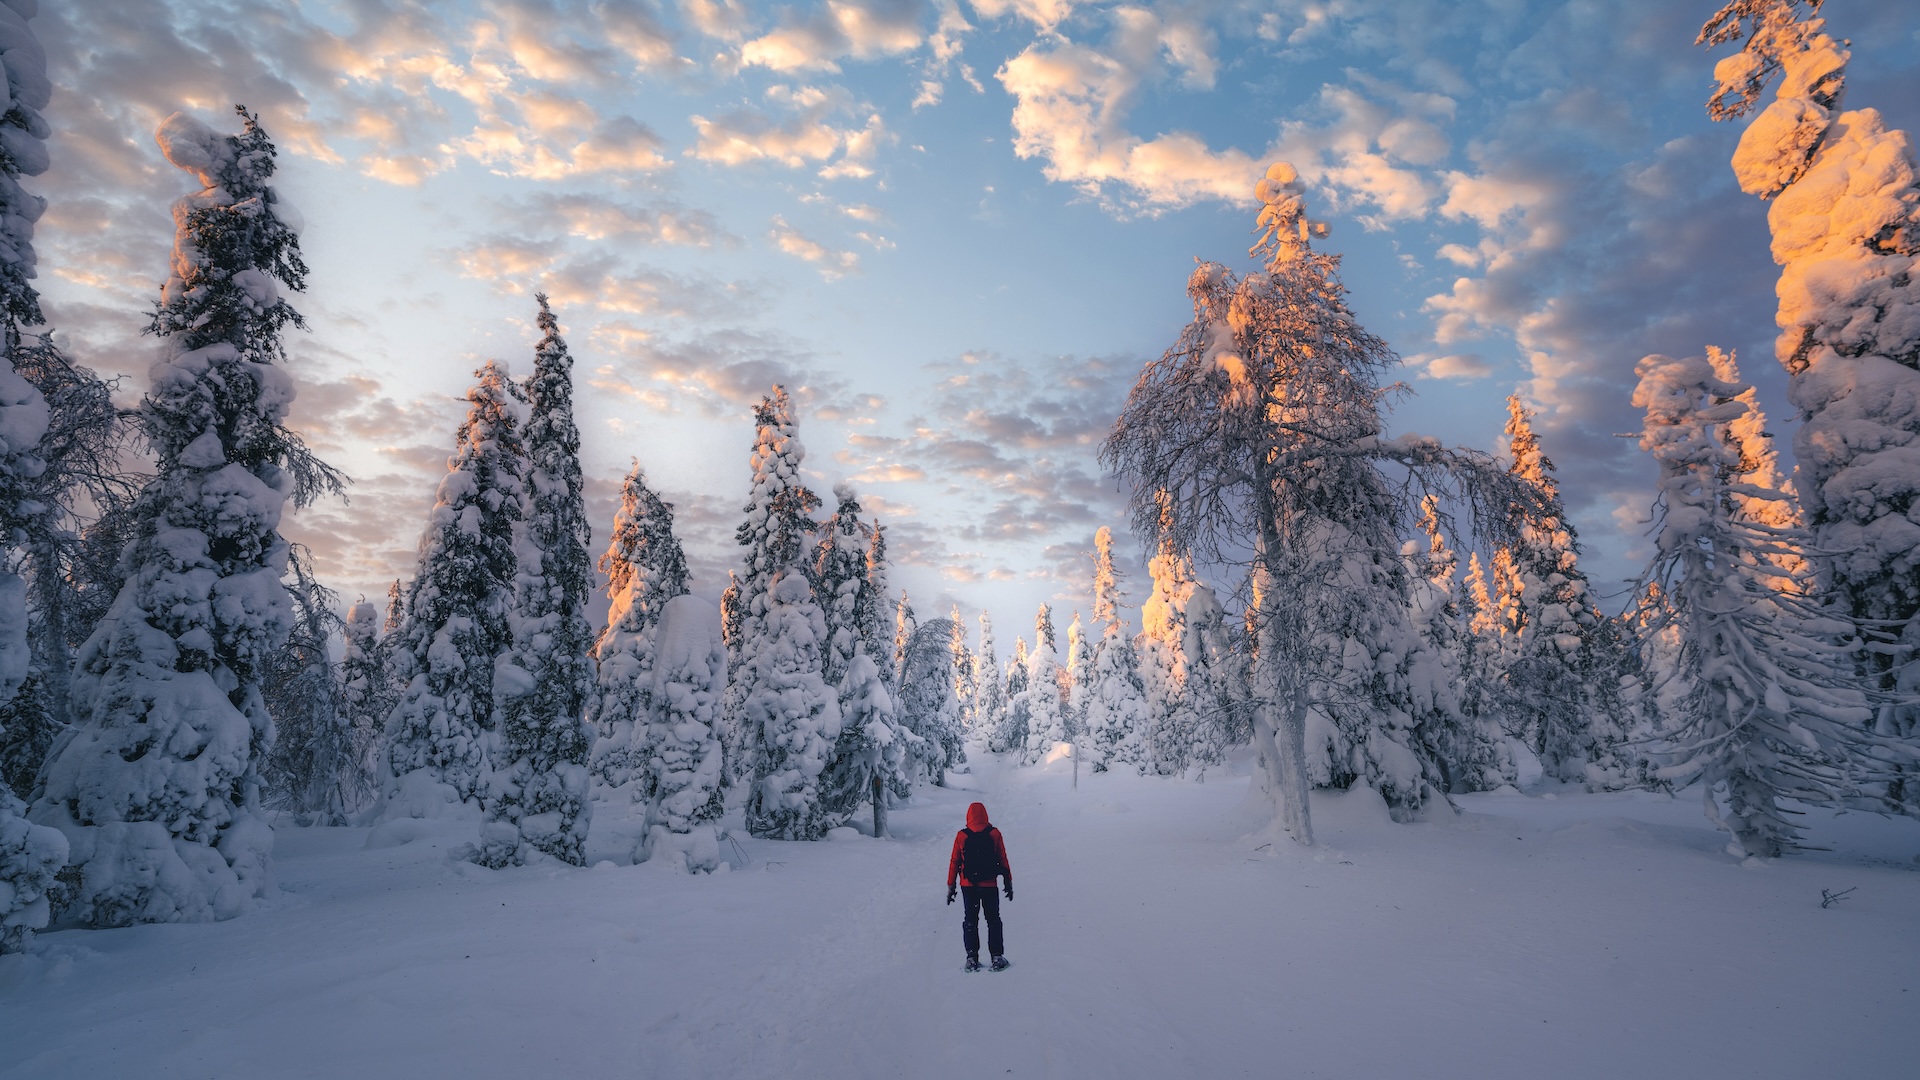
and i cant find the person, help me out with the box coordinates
[946,801,1012,972]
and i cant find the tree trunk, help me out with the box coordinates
[871,773,887,839]
[1252,508,1314,846]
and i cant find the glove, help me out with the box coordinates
[1003,883,1013,902]
[947,885,957,905]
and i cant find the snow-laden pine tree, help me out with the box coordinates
[732,388,838,839]
[858,520,895,691]
[1496,396,1632,785]
[1407,498,1508,792]
[814,482,869,690]
[481,297,595,867]
[898,617,963,783]
[383,362,524,815]
[637,595,727,872]
[587,461,688,794]
[972,612,1007,744]
[1104,163,1534,839]
[1699,3,1920,757]
[1632,350,1913,854]
[33,108,342,925]
[1016,605,1067,762]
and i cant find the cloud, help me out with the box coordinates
[688,83,888,178]
[768,216,860,278]
[587,327,849,417]
[448,240,752,319]
[740,0,930,73]
[996,10,1258,214]
[1404,353,1492,380]
[515,192,730,246]
[969,0,1088,34]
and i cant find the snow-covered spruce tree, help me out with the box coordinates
[1084,526,1153,771]
[819,645,916,823]
[732,387,838,839]
[719,569,744,778]
[819,486,914,814]
[636,594,727,871]
[0,254,60,948]
[2,336,139,798]
[0,9,132,807]
[1016,605,1067,763]
[892,591,916,689]
[947,605,975,731]
[1407,498,1507,792]
[260,548,362,823]
[1064,611,1089,746]
[1632,351,1911,854]
[31,109,342,925]
[898,617,963,783]
[480,296,596,867]
[1458,552,1506,746]
[1086,617,1151,774]
[740,571,841,839]
[1103,163,1533,838]
[1497,396,1634,786]
[1138,494,1225,777]
[383,362,524,815]
[1700,2,1920,755]
[858,519,895,691]
[586,461,688,793]
[972,611,1006,743]
[337,599,392,796]
[814,482,869,690]
[993,637,1030,753]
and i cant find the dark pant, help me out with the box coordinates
[961,885,1004,958]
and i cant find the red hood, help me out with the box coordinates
[966,802,990,831]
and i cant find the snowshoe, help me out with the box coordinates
[990,956,1010,972]
[964,956,982,973]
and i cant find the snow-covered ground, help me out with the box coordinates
[3,750,1915,1079]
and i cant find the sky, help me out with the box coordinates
[26,0,1920,646]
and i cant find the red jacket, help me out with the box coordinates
[947,801,1011,889]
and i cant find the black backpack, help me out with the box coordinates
[961,827,1001,882]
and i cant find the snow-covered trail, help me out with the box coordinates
[2,750,1917,1079]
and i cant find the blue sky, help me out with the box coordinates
[29,0,1920,642]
